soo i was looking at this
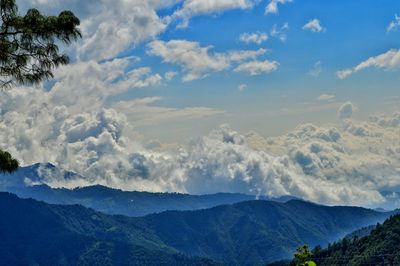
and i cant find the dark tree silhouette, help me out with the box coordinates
[0,0,81,87]
[0,150,18,173]
[0,0,81,173]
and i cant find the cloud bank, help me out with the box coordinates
[1,73,400,207]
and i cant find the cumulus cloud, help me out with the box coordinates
[2,76,400,207]
[47,58,162,112]
[147,40,269,81]
[0,51,225,193]
[17,0,176,61]
[240,32,268,44]
[302,19,326,33]
[387,14,400,32]
[337,49,400,79]
[246,114,400,207]
[265,0,292,15]
[147,40,228,81]
[338,101,354,119]
[234,60,279,75]
[78,1,169,61]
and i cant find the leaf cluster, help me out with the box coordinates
[0,149,18,173]
[0,0,81,87]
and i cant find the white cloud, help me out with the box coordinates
[79,2,169,61]
[172,0,257,28]
[147,40,229,81]
[246,113,400,207]
[317,94,335,102]
[337,49,400,79]
[228,48,268,61]
[338,101,354,119]
[336,69,353,80]
[16,0,180,61]
[270,23,289,42]
[240,32,268,44]
[147,40,269,81]
[302,19,326,33]
[0,52,226,193]
[234,60,279,75]
[47,58,162,112]
[2,78,400,207]
[387,14,400,32]
[265,0,292,15]
[238,84,247,91]
[165,71,178,81]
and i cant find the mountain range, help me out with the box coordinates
[0,192,394,265]
[0,163,295,217]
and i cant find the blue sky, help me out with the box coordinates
[91,0,400,140]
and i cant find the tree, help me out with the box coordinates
[0,0,81,87]
[0,0,81,173]
[0,150,18,173]
[294,245,317,266]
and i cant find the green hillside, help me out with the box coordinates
[0,192,219,266]
[140,200,390,265]
[0,192,392,265]
[309,214,400,265]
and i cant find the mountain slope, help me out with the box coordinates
[309,214,400,265]
[0,192,219,266]
[0,192,392,265]
[139,199,390,265]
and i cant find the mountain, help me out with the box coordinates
[305,214,400,265]
[0,163,294,217]
[0,192,219,266]
[343,224,376,240]
[0,192,393,265]
[139,199,392,265]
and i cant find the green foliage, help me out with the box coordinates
[310,214,400,265]
[0,149,18,173]
[0,0,81,87]
[294,245,317,266]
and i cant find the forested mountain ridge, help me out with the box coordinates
[0,192,220,266]
[139,199,391,265]
[0,192,393,265]
[308,214,400,265]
